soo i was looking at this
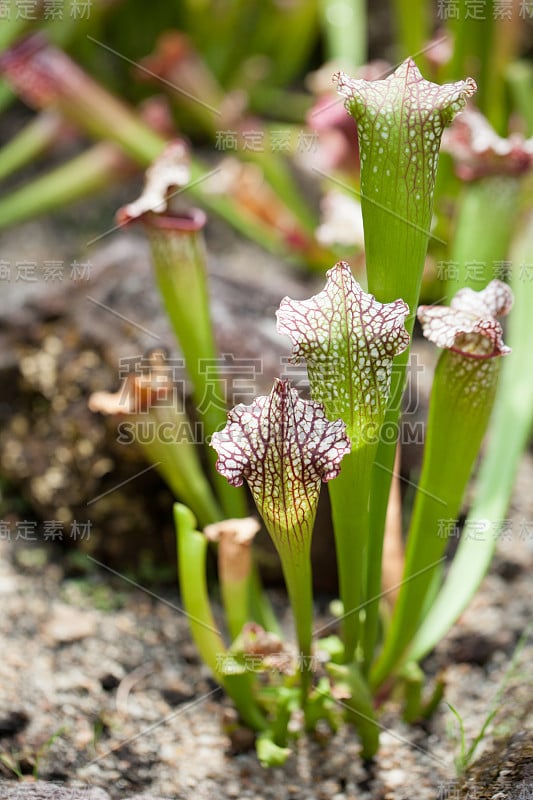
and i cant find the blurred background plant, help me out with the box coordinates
[1,0,533,765]
[1,0,533,276]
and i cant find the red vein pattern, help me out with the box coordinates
[211,379,351,551]
[335,58,476,128]
[334,60,476,182]
[418,279,513,359]
[333,60,476,221]
[276,262,410,447]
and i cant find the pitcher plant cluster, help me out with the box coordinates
[85,57,530,766]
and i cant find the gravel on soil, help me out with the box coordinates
[0,486,531,800]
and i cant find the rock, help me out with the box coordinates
[0,784,173,800]
[43,603,97,644]
[494,559,524,582]
[457,731,533,799]
[446,631,509,666]
[100,673,121,692]
[159,686,195,707]
[0,711,29,738]
[123,796,173,800]
[0,781,110,799]
[317,779,341,798]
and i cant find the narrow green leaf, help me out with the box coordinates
[0,111,68,184]
[0,143,133,231]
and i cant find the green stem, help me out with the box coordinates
[138,404,222,528]
[175,504,267,730]
[221,574,249,642]
[144,211,246,519]
[0,143,134,230]
[366,344,411,667]
[371,350,500,688]
[506,61,533,136]
[391,0,429,65]
[445,2,498,127]
[362,441,400,673]
[328,447,373,664]
[0,16,30,51]
[401,662,424,723]
[446,177,519,299]
[320,0,367,69]
[248,564,281,636]
[486,4,523,134]
[327,663,379,758]
[276,543,314,706]
[0,112,67,183]
[408,213,533,663]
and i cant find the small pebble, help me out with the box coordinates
[44,603,97,644]
[100,673,121,691]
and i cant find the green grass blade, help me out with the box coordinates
[320,0,367,69]
[446,177,519,300]
[0,112,67,184]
